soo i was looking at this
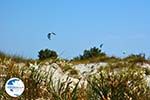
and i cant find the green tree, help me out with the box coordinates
[38,49,58,60]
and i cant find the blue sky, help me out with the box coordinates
[0,0,150,59]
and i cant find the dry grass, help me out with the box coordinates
[0,51,150,100]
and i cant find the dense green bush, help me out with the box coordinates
[73,46,106,60]
[38,49,58,60]
[124,53,147,63]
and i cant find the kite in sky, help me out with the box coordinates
[47,32,56,40]
[100,43,104,48]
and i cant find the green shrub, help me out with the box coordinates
[124,53,147,63]
[38,49,58,60]
[73,46,106,61]
[82,47,105,59]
